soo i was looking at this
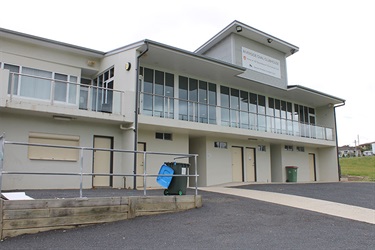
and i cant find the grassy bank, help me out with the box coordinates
[340,156,375,181]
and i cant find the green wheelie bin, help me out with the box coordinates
[286,166,298,182]
[163,162,190,195]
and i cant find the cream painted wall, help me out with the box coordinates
[0,112,125,190]
[317,147,339,181]
[137,129,189,188]
[204,137,271,186]
[1,37,101,75]
[189,137,207,187]
[270,144,282,182]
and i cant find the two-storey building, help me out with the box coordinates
[0,20,345,190]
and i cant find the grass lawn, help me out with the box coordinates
[340,156,375,181]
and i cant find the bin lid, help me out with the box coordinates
[286,166,298,169]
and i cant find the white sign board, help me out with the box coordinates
[242,47,281,79]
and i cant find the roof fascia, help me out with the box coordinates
[195,20,299,57]
[288,85,346,104]
[144,39,246,71]
[0,27,105,57]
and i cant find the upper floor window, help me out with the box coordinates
[140,67,174,118]
[4,63,77,104]
[179,76,216,124]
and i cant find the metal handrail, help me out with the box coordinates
[0,137,199,198]
[140,92,334,141]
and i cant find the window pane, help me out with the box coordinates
[68,76,77,104]
[179,76,188,100]
[258,95,265,114]
[21,67,52,100]
[220,86,229,108]
[5,64,20,95]
[249,93,257,113]
[199,81,207,103]
[155,70,164,95]
[54,73,68,102]
[208,83,216,105]
[189,78,198,102]
[230,88,239,109]
[240,91,248,111]
[144,68,153,93]
[165,73,174,97]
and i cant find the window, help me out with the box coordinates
[92,67,115,113]
[214,141,227,149]
[4,63,78,104]
[296,146,305,152]
[258,145,266,152]
[179,75,216,124]
[155,132,173,141]
[141,67,174,118]
[284,145,294,151]
[28,132,79,161]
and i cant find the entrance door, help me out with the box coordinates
[136,142,146,189]
[93,136,113,187]
[245,147,256,182]
[309,153,316,181]
[231,146,243,182]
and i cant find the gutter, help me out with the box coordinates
[333,101,346,181]
[133,41,149,189]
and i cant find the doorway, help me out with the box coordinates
[231,146,243,182]
[136,142,146,189]
[309,153,316,181]
[92,136,113,187]
[245,147,256,182]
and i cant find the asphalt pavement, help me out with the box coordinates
[1,182,374,250]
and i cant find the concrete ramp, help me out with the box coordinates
[1,192,34,200]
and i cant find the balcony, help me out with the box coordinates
[140,92,334,141]
[4,72,124,116]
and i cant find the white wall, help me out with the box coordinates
[137,129,189,188]
[0,112,124,190]
[189,137,207,187]
[270,144,282,182]
[318,146,339,182]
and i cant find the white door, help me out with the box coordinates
[93,137,112,187]
[245,147,256,182]
[136,142,146,189]
[232,146,243,182]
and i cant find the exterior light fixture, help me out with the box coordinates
[290,49,296,54]
[125,62,131,71]
[267,38,273,43]
[236,26,242,32]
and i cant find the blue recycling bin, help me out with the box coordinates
[156,164,174,188]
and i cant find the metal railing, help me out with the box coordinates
[140,92,334,141]
[7,72,124,115]
[0,134,199,198]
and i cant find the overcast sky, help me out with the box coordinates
[1,0,374,146]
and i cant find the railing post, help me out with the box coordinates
[79,148,84,198]
[195,155,198,196]
[0,134,5,195]
[50,80,55,105]
[10,73,15,102]
[143,151,147,196]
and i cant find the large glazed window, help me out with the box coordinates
[141,67,174,118]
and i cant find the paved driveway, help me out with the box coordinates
[1,182,374,249]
